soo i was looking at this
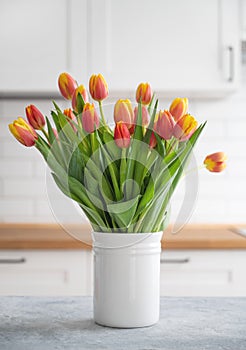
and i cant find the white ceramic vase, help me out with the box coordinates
[92,231,163,328]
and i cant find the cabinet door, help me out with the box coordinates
[0,0,87,94]
[0,250,93,296]
[88,0,239,98]
[160,250,246,297]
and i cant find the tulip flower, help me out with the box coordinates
[156,110,175,140]
[72,85,88,112]
[64,108,77,132]
[89,74,108,102]
[173,114,198,141]
[114,99,134,128]
[25,104,45,130]
[169,98,188,121]
[81,103,100,133]
[204,152,227,173]
[9,117,38,147]
[133,105,150,127]
[58,72,77,100]
[136,82,152,105]
[114,122,131,148]
[149,132,157,149]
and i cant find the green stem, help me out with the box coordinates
[41,128,49,142]
[99,101,107,125]
[120,148,127,193]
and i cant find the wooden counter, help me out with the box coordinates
[0,223,246,249]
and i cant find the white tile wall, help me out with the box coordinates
[1,79,246,225]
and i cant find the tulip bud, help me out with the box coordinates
[9,117,38,147]
[64,108,77,132]
[25,104,45,130]
[136,82,152,105]
[156,110,175,140]
[58,72,77,100]
[72,85,88,112]
[89,74,108,102]
[169,97,188,121]
[114,122,131,148]
[173,114,198,141]
[81,103,100,133]
[149,132,157,149]
[204,152,227,173]
[133,105,150,127]
[114,99,134,129]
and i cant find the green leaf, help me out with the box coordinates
[68,146,85,183]
[133,101,143,141]
[76,92,85,114]
[144,99,158,144]
[107,196,140,228]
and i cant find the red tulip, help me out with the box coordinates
[114,122,131,148]
[9,117,38,147]
[169,97,188,121]
[149,132,157,149]
[58,72,77,100]
[81,103,100,133]
[156,110,174,140]
[89,74,108,102]
[136,82,152,105]
[173,114,198,141]
[204,152,227,172]
[25,104,45,130]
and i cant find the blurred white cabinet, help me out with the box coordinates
[0,0,87,94]
[1,249,246,296]
[160,250,246,297]
[0,250,93,296]
[88,0,240,97]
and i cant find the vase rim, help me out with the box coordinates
[92,231,163,250]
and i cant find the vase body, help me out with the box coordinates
[92,231,163,328]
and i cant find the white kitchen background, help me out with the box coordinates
[0,0,245,225]
[1,0,246,298]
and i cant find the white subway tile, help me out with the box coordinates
[0,198,34,216]
[0,159,33,177]
[3,178,46,197]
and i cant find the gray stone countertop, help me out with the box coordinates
[0,297,245,350]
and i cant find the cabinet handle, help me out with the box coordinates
[228,46,234,82]
[160,258,190,264]
[0,258,26,264]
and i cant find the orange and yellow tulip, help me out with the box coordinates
[72,85,88,112]
[114,99,134,129]
[204,152,227,172]
[9,118,38,147]
[81,103,100,133]
[114,122,131,148]
[169,98,188,121]
[64,108,77,132]
[173,114,198,141]
[89,74,108,102]
[58,72,77,100]
[136,82,152,105]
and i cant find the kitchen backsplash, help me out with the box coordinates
[1,73,246,225]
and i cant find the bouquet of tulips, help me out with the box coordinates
[9,72,226,233]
